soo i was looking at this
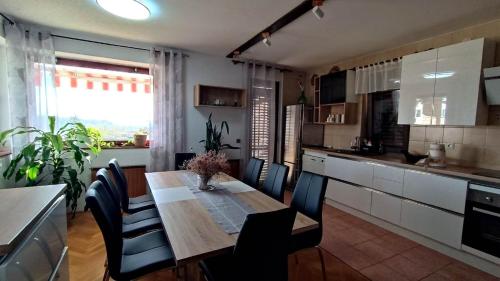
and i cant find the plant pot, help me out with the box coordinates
[134,134,148,147]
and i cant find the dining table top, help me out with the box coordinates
[145,170,319,265]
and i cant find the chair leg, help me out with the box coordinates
[102,265,110,281]
[315,246,327,281]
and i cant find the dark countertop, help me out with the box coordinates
[303,147,500,186]
[0,184,66,255]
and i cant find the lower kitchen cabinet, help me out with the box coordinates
[371,191,402,225]
[302,154,325,175]
[326,179,372,213]
[401,199,464,249]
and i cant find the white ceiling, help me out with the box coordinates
[1,0,500,69]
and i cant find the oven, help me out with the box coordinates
[462,183,500,263]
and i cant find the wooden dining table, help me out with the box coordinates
[145,170,319,267]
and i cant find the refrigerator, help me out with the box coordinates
[282,104,324,187]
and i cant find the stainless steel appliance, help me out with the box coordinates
[282,104,324,186]
[462,183,500,263]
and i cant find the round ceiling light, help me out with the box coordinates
[97,0,150,20]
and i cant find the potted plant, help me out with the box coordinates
[184,150,230,191]
[200,113,235,153]
[133,129,148,148]
[0,116,102,217]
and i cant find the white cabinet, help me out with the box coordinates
[326,179,372,214]
[325,156,373,187]
[302,154,325,175]
[372,164,405,196]
[398,38,494,126]
[398,49,438,125]
[371,191,402,225]
[403,170,467,214]
[401,200,464,249]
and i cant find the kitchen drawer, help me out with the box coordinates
[373,164,405,183]
[401,200,464,249]
[326,179,372,213]
[0,196,67,281]
[371,191,402,225]
[373,177,404,196]
[403,170,467,213]
[325,156,373,187]
[302,155,325,175]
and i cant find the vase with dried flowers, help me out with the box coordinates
[184,151,230,191]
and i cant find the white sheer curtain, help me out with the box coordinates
[355,59,401,94]
[245,62,277,178]
[149,49,185,172]
[4,24,57,153]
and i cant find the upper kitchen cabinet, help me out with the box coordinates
[398,49,438,125]
[398,38,495,126]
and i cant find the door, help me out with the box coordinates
[398,49,438,125]
[283,105,303,184]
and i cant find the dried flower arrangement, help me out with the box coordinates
[184,150,230,190]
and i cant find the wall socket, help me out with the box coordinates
[446,143,456,150]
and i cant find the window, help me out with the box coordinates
[53,60,152,140]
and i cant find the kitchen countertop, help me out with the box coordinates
[303,147,500,186]
[0,184,66,256]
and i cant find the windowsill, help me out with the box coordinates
[102,146,149,150]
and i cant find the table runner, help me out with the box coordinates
[181,173,255,234]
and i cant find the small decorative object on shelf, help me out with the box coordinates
[183,151,230,191]
[297,80,307,104]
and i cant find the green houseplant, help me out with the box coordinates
[0,116,102,216]
[200,113,233,153]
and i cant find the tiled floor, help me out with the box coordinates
[318,203,499,281]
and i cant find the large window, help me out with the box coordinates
[53,60,152,140]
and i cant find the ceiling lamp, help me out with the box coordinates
[262,32,271,47]
[97,0,150,20]
[312,0,324,19]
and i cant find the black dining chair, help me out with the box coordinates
[108,159,156,213]
[199,208,296,281]
[289,171,328,281]
[174,152,196,170]
[85,181,176,281]
[261,163,289,203]
[242,157,264,188]
[96,168,161,238]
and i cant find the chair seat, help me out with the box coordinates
[127,200,156,214]
[129,194,153,204]
[122,217,162,238]
[120,230,175,280]
[199,253,237,281]
[123,208,159,225]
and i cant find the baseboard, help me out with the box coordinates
[325,198,500,277]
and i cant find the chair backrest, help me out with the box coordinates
[85,181,123,278]
[108,159,130,209]
[233,208,296,281]
[291,171,327,242]
[261,163,289,202]
[174,153,196,170]
[96,168,122,210]
[242,158,264,188]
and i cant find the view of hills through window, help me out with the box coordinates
[52,64,153,140]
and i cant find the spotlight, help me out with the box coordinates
[261,32,271,47]
[312,0,324,20]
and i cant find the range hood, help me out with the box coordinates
[484,66,500,105]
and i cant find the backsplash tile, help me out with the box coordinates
[463,127,486,146]
[425,127,444,143]
[410,125,500,169]
[443,127,463,144]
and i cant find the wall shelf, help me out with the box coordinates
[194,84,246,108]
[312,76,357,125]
